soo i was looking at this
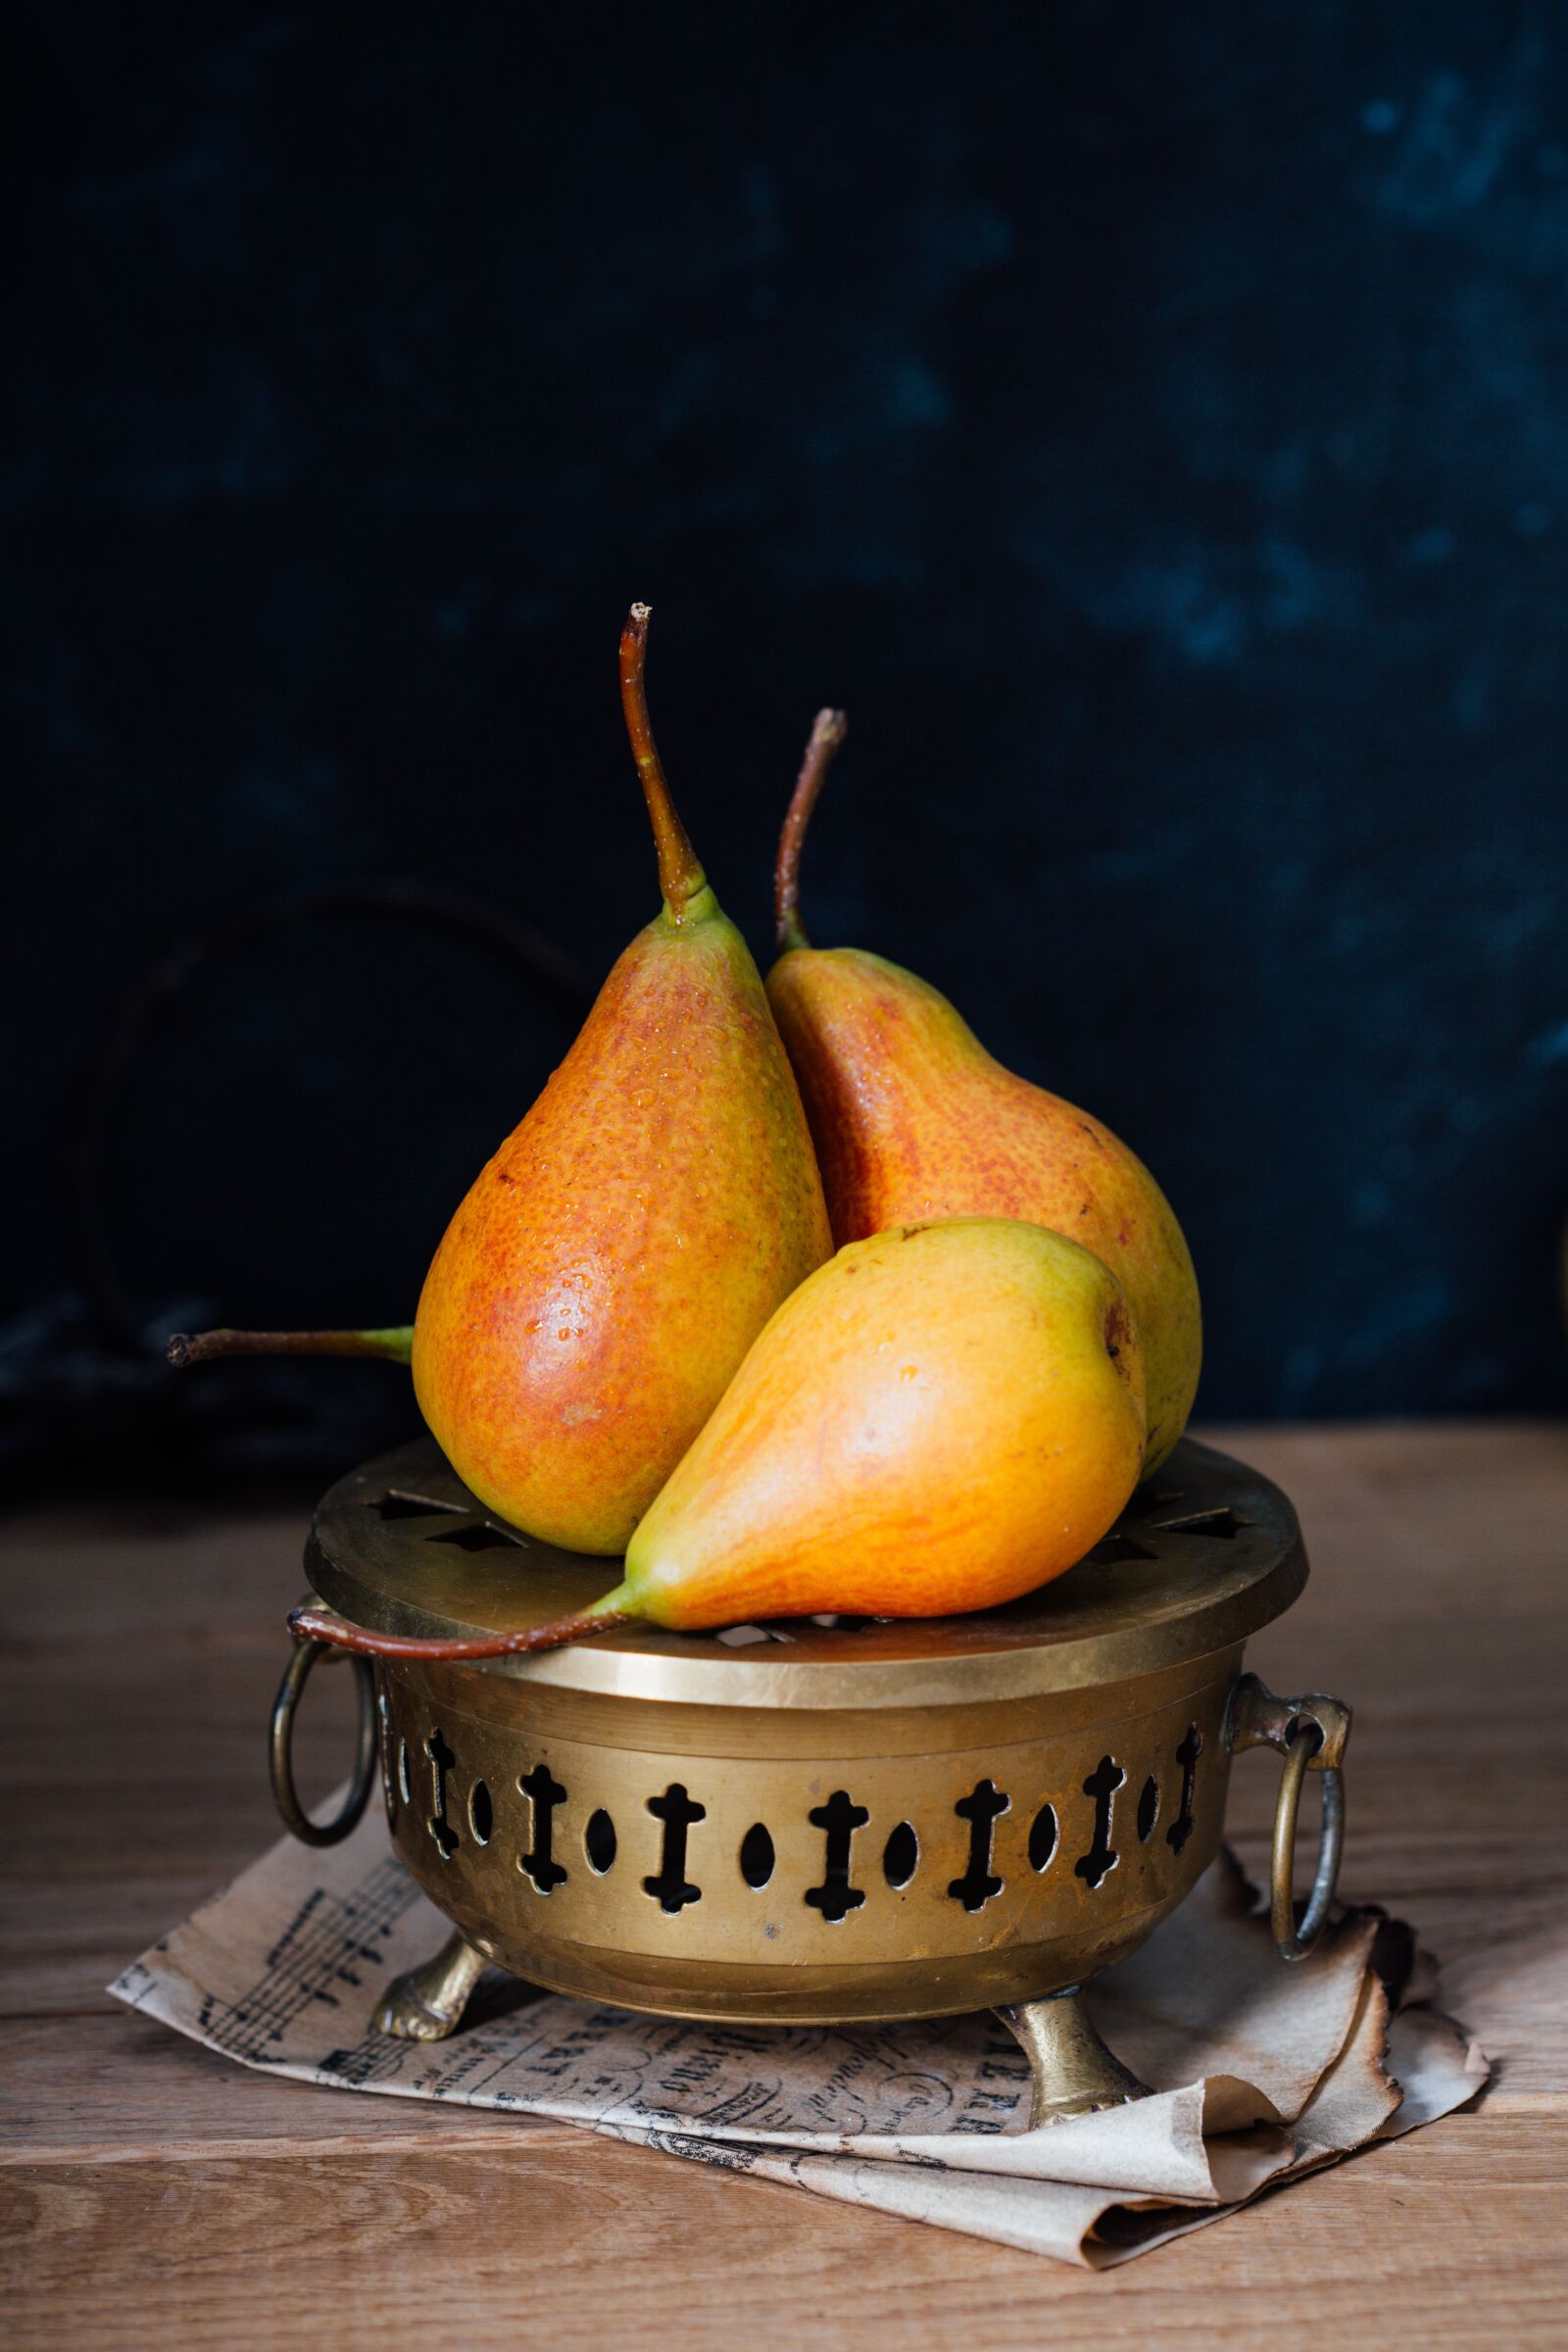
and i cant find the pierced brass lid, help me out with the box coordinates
[306,1435,1306,1710]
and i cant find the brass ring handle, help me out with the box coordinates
[1269,1721,1345,1961]
[270,1631,378,1847]
[1229,1672,1350,1964]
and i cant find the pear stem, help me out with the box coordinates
[168,1326,415,1368]
[289,1593,636,1661]
[619,603,708,921]
[774,708,848,952]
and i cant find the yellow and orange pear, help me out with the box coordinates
[764,715,1200,1470]
[619,1217,1147,1627]
[174,608,832,1554]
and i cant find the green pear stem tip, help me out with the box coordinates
[288,1593,637,1662]
[774,707,848,952]
[619,602,709,921]
[168,1325,415,1368]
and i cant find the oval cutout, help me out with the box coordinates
[882,1821,919,1888]
[1137,1775,1159,1842]
[584,1808,617,1874]
[397,1739,412,1805]
[468,1778,493,1845]
[739,1822,775,1888]
[1028,1802,1058,1873]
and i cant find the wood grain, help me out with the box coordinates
[2,1421,1564,2347]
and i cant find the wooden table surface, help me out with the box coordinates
[2,1421,1564,2348]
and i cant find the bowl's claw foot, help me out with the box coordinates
[995,1986,1152,2128]
[374,1929,487,2040]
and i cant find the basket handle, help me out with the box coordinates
[270,1620,378,1847]
[1229,1672,1351,1962]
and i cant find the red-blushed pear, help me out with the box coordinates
[409,609,833,1550]
[291,1216,1148,1663]
[172,606,832,1554]
[761,713,1200,1472]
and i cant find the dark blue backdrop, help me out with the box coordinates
[7,4,1567,1490]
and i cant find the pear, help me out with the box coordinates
[618,1216,1146,1624]
[173,607,832,1554]
[292,1217,1147,1660]
[762,715,1200,1471]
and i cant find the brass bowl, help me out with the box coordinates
[271,1435,1349,2121]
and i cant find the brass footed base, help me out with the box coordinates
[374,1928,488,2040]
[995,1986,1151,2127]
[372,1927,1152,2137]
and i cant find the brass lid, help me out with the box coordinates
[307,1435,1305,1710]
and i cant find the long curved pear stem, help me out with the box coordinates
[289,1593,635,1661]
[168,1326,414,1368]
[774,708,848,952]
[619,603,709,921]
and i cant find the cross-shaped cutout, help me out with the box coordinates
[644,1784,706,1913]
[1075,1754,1125,1888]
[806,1790,869,1922]
[519,1762,567,1892]
[1167,1724,1203,1854]
[948,1779,1009,1912]
[424,1728,459,1859]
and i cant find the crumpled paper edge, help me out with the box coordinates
[702,1966,1488,2268]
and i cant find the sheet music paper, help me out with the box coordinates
[111,1815,1487,2267]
